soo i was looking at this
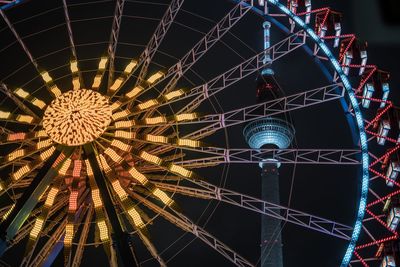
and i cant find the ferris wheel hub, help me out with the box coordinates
[42,89,112,146]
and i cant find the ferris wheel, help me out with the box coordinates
[0,0,399,266]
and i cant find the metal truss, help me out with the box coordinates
[133,0,254,103]
[107,0,125,85]
[134,0,185,87]
[72,205,93,267]
[165,148,361,168]
[131,191,254,267]
[0,83,39,120]
[155,180,353,240]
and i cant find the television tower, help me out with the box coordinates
[243,21,295,267]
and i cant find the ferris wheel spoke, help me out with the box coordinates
[154,180,353,240]
[0,83,42,120]
[129,190,255,267]
[0,130,47,145]
[62,0,84,90]
[108,0,185,97]
[71,204,93,267]
[123,0,254,107]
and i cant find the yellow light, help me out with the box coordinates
[41,71,52,83]
[39,146,56,161]
[64,224,74,245]
[85,159,93,176]
[36,139,52,149]
[44,187,59,207]
[115,130,136,139]
[144,116,167,125]
[92,189,103,208]
[112,180,128,200]
[147,71,163,84]
[7,149,25,161]
[164,89,184,100]
[125,86,143,99]
[139,151,162,165]
[92,74,102,88]
[177,139,200,148]
[12,165,31,180]
[124,60,138,74]
[169,164,192,178]
[70,60,78,73]
[72,77,80,90]
[50,85,61,97]
[145,134,168,144]
[104,148,123,163]
[59,158,71,175]
[0,111,11,119]
[153,188,173,206]
[110,101,121,111]
[175,113,198,121]
[7,132,26,141]
[30,218,44,239]
[127,207,145,228]
[98,57,108,70]
[128,167,148,185]
[32,98,46,109]
[109,77,124,92]
[14,88,29,98]
[16,115,34,123]
[97,154,111,173]
[137,99,158,110]
[97,220,109,241]
[111,139,131,152]
[115,120,135,129]
[2,204,15,220]
[112,109,130,121]
[35,130,48,138]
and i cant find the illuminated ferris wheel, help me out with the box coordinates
[0,0,399,266]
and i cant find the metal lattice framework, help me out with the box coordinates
[0,0,397,266]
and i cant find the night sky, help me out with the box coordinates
[0,1,399,266]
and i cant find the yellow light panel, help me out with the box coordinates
[12,165,31,181]
[164,89,184,100]
[109,77,124,92]
[127,207,145,228]
[137,99,158,110]
[112,180,128,200]
[7,149,25,161]
[41,72,52,83]
[147,71,163,84]
[115,130,136,139]
[2,204,15,220]
[97,154,111,173]
[144,116,167,125]
[104,148,123,163]
[35,130,47,138]
[124,60,138,74]
[175,113,198,121]
[92,189,103,208]
[111,139,131,152]
[32,98,46,109]
[39,146,56,161]
[128,167,148,185]
[85,159,93,176]
[68,191,79,211]
[44,187,59,207]
[112,110,130,121]
[14,88,29,98]
[0,111,11,119]
[50,85,61,97]
[139,151,162,165]
[64,224,74,245]
[97,220,109,241]
[70,60,78,73]
[72,77,80,90]
[177,139,200,148]
[98,57,108,70]
[115,120,135,129]
[30,218,44,239]
[125,86,143,99]
[16,115,34,123]
[36,139,52,149]
[145,134,168,144]
[58,158,71,176]
[153,188,173,206]
[110,101,121,111]
[169,164,193,178]
[92,75,102,88]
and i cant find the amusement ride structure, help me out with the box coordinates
[0,0,399,266]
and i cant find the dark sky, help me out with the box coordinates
[0,1,399,266]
